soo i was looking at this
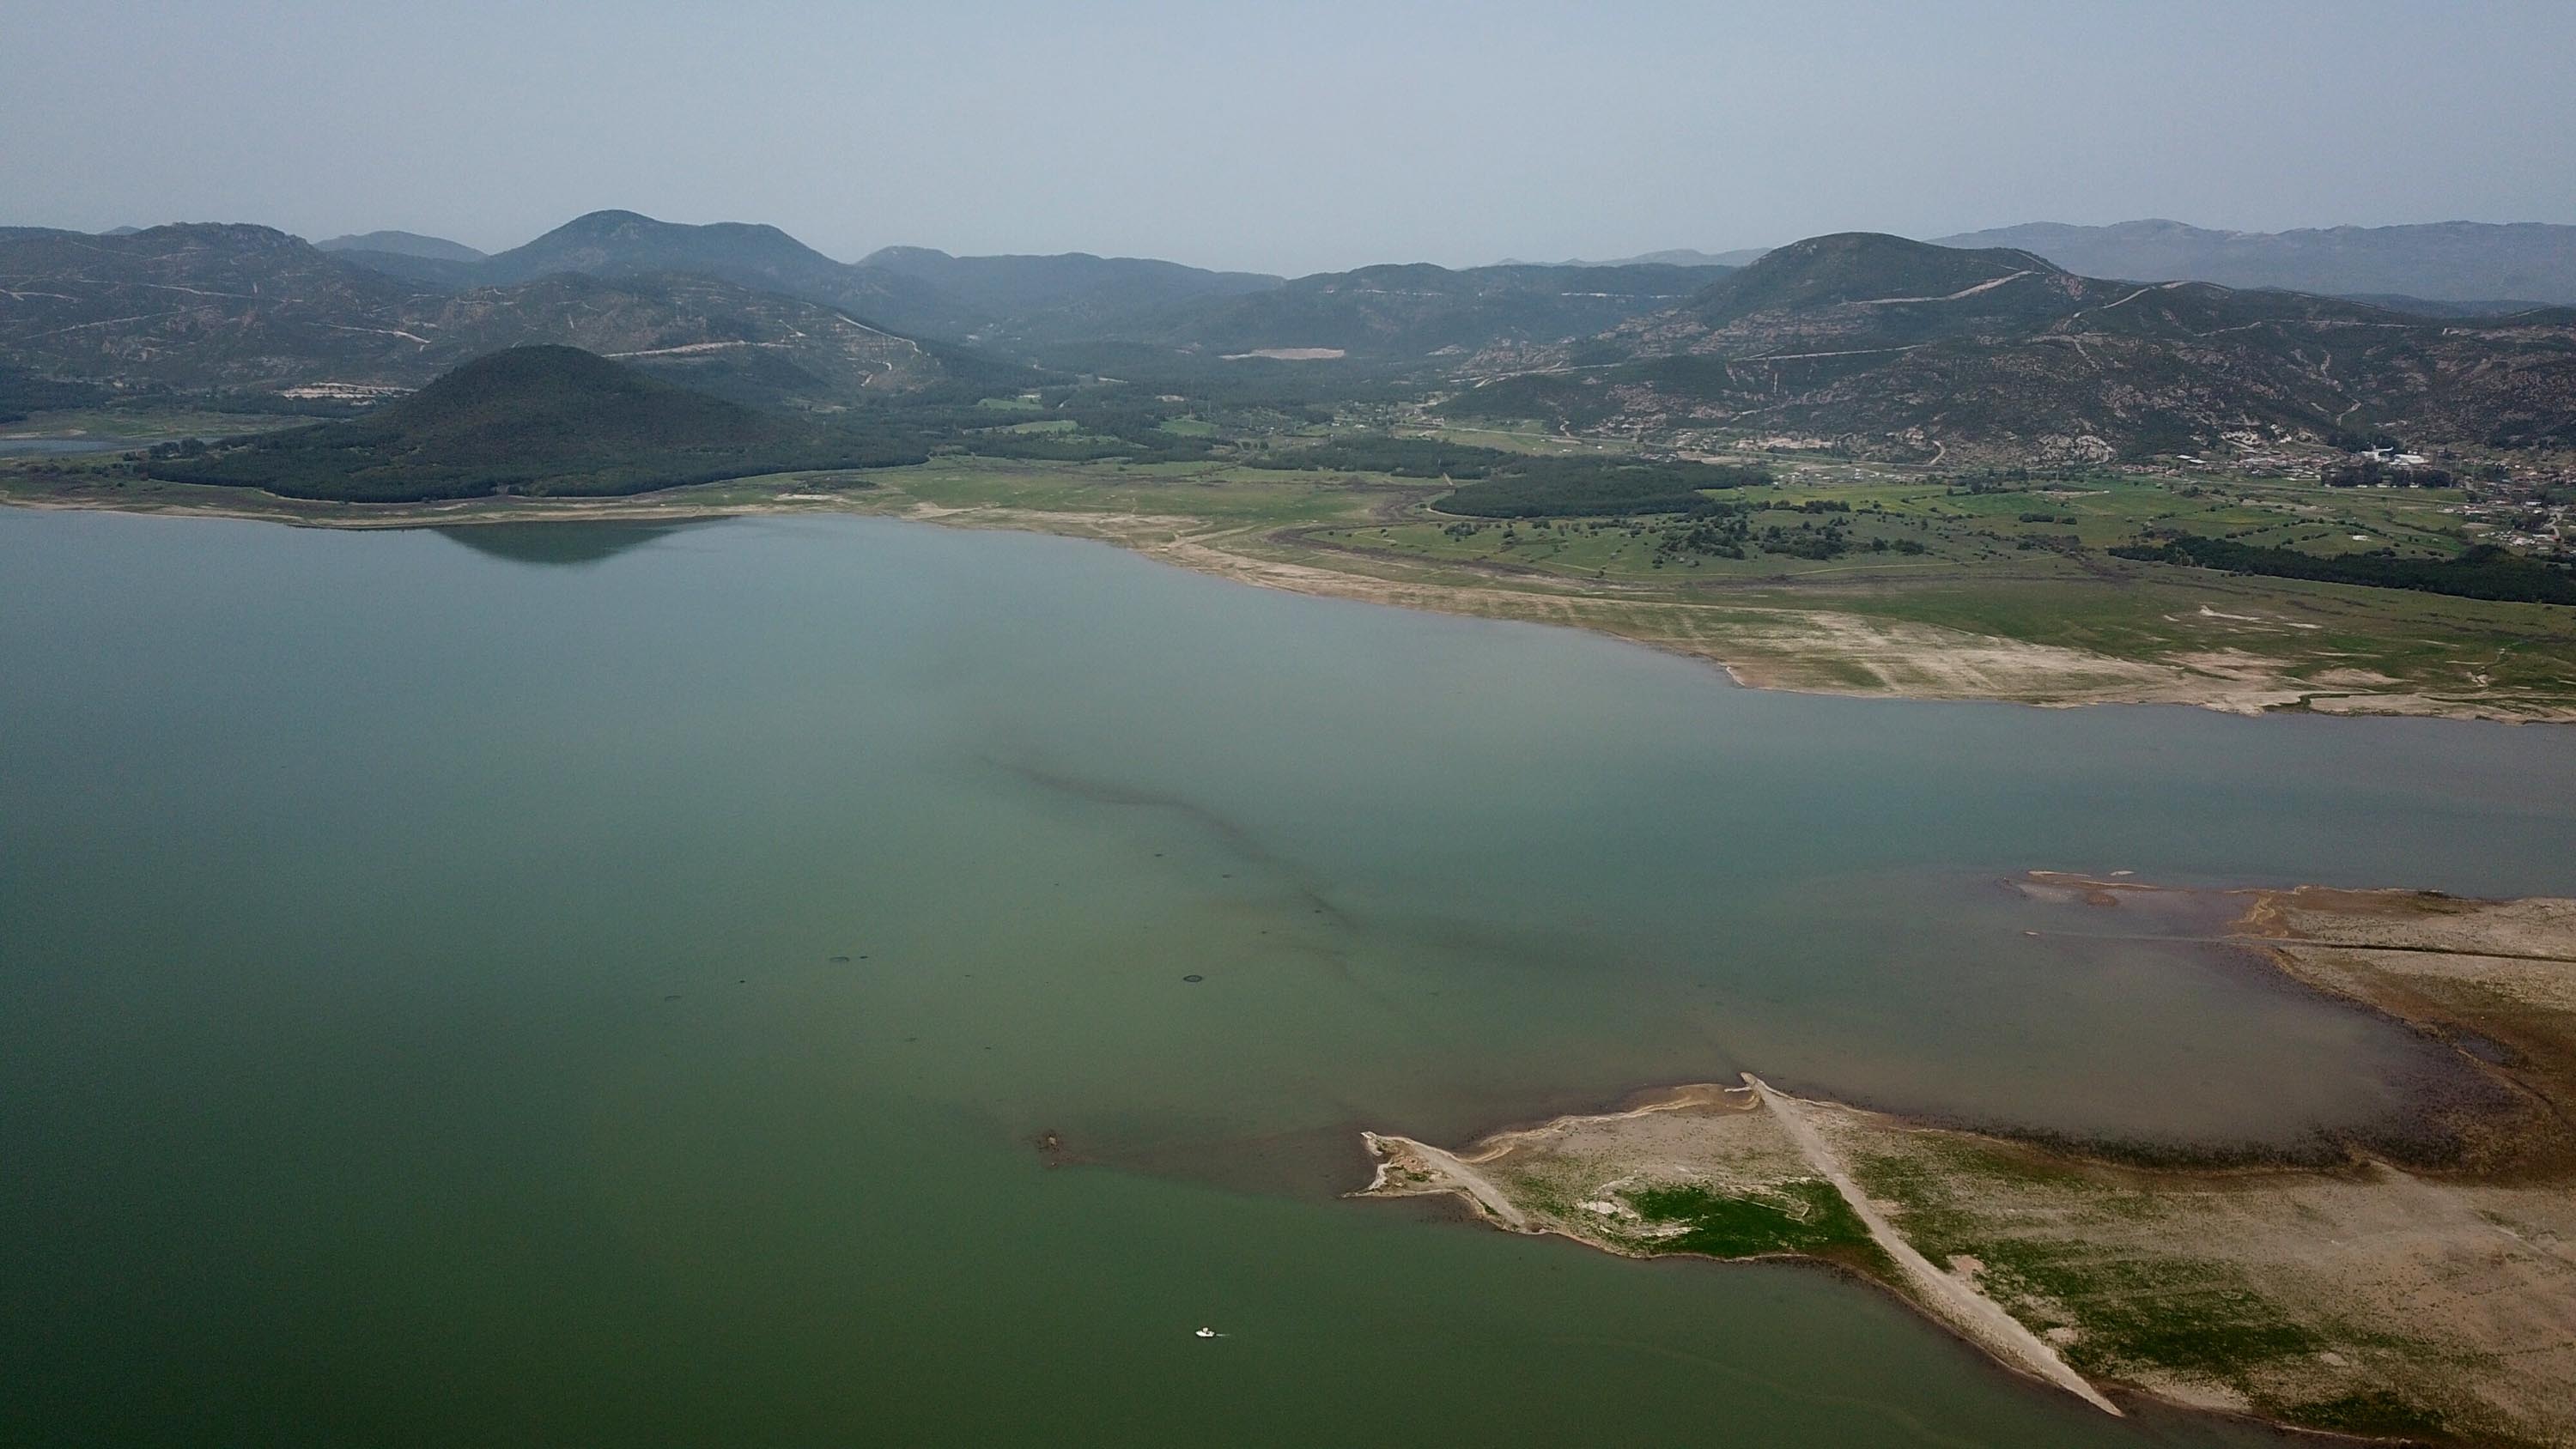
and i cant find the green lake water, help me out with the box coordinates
[6,506,2573,1446]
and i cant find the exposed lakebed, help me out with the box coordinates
[5,507,2572,1446]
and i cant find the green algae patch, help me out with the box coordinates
[1623,1179,1874,1258]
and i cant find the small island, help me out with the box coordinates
[1358,876,2576,1446]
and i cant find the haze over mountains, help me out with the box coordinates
[1927,221,2576,307]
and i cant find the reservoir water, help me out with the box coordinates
[6,506,2572,1446]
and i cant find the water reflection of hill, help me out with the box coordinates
[432,520,698,566]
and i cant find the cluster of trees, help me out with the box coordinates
[1242,435,1507,479]
[2321,458,2456,488]
[1660,507,1754,558]
[1758,518,1850,559]
[2113,535,2576,605]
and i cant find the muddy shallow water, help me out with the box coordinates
[6,506,2571,1446]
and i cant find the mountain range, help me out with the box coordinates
[7,212,2573,462]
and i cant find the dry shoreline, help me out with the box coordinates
[1354,876,2576,1446]
[11,482,2567,724]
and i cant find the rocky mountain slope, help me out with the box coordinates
[1443,233,2576,458]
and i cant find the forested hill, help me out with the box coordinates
[137,346,929,501]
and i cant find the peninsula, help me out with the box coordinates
[1358,877,2576,1446]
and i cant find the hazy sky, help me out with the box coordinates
[8,0,2573,276]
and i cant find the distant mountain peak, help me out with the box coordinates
[483,209,857,280]
[1692,231,2066,319]
[317,230,486,263]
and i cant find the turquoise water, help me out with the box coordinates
[6,507,2571,1446]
